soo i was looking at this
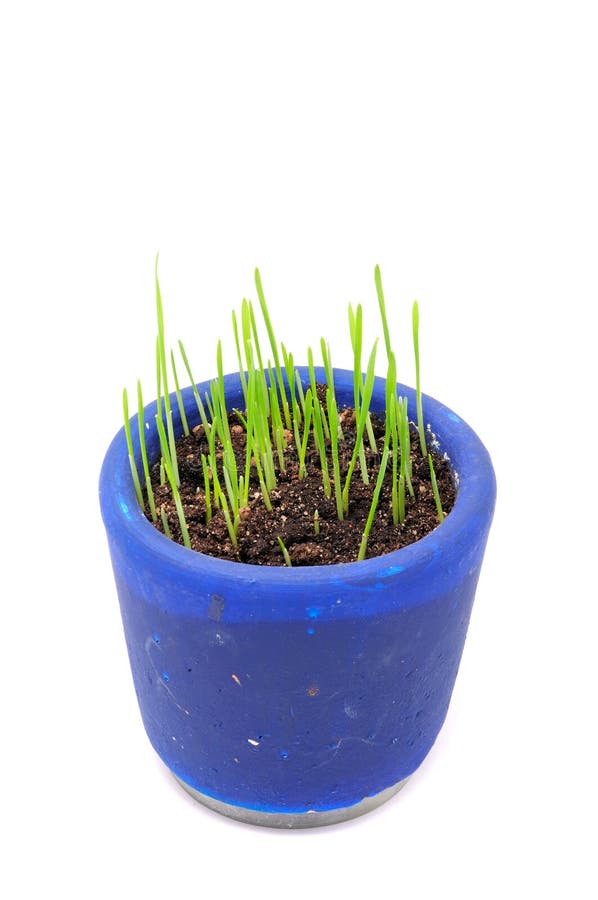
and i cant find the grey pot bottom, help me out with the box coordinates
[173,775,409,828]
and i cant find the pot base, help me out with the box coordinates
[173,775,409,828]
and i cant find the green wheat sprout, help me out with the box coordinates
[277,535,293,567]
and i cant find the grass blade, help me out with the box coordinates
[358,444,390,561]
[327,387,344,521]
[136,380,157,521]
[255,268,291,429]
[312,395,331,498]
[295,369,306,416]
[349,302,363,414]
[375,264,393,363]
[384,354,399,525]
[412,300,427,457]
[298,388,314,479]
[170,349,189,436]
[178,339,211,434]
[160,507,172,540]
[428,454,445,523]
[155,257,180,485]
[201,453,212,524]
[232,309,248,407]
[218,489,239,548]
[342,339,378,514]
[277,536,292,567]
[123,387,144,510]
[216,339,232,448]
[155,411,191,549]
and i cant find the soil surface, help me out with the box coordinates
[146,399,456,566]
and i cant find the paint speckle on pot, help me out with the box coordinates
[161,671,170,683]
[231,673,242,686]
[307,684,320,697]
[208,594,225,622]
[279,749,289,760]
[247,738,260,747]
[344,699,359,719]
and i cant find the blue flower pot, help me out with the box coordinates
[99,368,495,827]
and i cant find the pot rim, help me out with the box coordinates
[100,367,495,593]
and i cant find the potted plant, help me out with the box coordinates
[99,263,496,828]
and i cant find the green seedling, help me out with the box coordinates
[219,489,239,549]
[255,268,291,429]
[282,343,301,426]
[232,309,248,406]
[136,380,157,522]
[358,443,390,562]
[295,370,306,416]
[155,258,179,486]
[375,263,393,363]
[267,361,286,471]
[320,338,341,442]
[155,334,163,433]
[384,354,399,525]
[297,388,314,479]
[428,453,445,523]
[122,387,144,510]
[201,454,212,524]
[341,339,378,515]
[412,300,427,458]
[160,507,172,540]
[348,302,369,484]
[326,387,344,521]
[313,406,332,498]
[155,411,191,549]
[277,535,292,567]
[170,349,189,436]
[178,339,211,434]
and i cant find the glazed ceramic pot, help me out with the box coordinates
[99,368,496,827]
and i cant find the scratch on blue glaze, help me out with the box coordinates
[208,594,225,622]
[120,500,131,517]
[380,565,404,577]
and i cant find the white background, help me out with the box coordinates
[1,1,597,897]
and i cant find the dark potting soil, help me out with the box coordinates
[146,401,456,566]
